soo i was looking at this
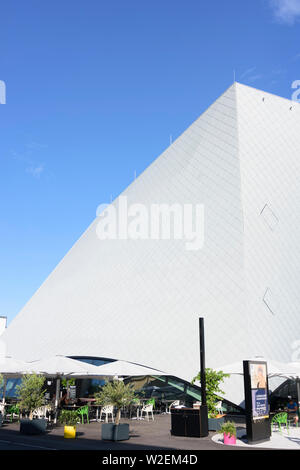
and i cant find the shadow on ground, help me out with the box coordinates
[0,415,246,451]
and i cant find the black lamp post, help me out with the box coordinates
[170,317,209,438]
[199,317,208,436]
[199,317,207,406]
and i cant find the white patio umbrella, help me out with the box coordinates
[93,360,166,378]
[0,356,32,375]
[0,356,32,405]
[25,355,105,423]
[281,362,300,379]
[26,355,103,377]
[220,357,294,378]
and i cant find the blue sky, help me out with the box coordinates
[0,0,300,324]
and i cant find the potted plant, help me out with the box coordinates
[16,374,47,435]
[220,421,237,445]
[192,368,230,431]
[58,409,78,438]
[95,380,135,441]
[0,374,3,427]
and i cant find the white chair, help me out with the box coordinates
[43,404,53,422]
[140,403,154,421]
[215,401,223,415]
[32,406,46,419]
[100,405,114,423]
[0,403,5,424]
[32,404,52,420]
[167,400,180,414]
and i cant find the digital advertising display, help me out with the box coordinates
[243,360,271,443]
[249,363,269,420]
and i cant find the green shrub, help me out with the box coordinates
[58,409,78,426]
[220,421,236,438]
[16,374,46,420]
[192,368,230,418]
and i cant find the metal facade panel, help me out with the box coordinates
[236,83,300,363]
[4,83,299,405]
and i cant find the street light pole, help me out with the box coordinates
[199,317,207,406]
[199,317,208,437]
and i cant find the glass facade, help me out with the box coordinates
[124,375,242,413]
[70,356,116,367]
[270,379,299,411]
[125,376,198,408]
[0,378,21,399]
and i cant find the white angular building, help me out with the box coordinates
[2,83,300,406]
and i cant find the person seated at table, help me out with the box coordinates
[286,396,298,425]
[60,392,69,407]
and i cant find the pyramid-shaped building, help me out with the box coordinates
[2,82,300,405]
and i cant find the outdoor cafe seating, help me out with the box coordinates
[140,403,154,421]
[0,395,191,427]
[77,405,89,424]
[99,405,114,422]
[58,395,186,423]
[271,412,290,434]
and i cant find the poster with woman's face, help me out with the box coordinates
[250,363,267,389]
[249,362,269,420]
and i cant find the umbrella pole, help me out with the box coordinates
[2,376,6,404]
[54,377,60,424]
[296,377,300,413]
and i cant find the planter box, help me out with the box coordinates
[101,423,130,441]
[208,416,225,431]
[20,419,47,435]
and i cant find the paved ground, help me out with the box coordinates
[0,415,253,451]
